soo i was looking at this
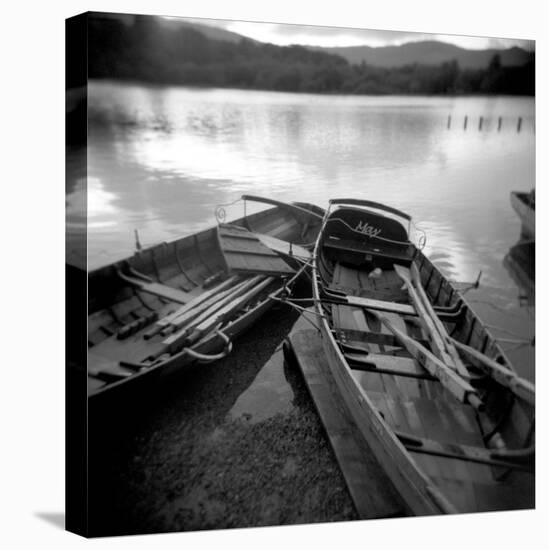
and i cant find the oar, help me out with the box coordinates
[165,277,253,334]
[368,309,484,411]
[394,265,456,367]
[394,264,470,379]
[450,338,535,406]
[157,275,268,356]
[409,263,470,378]
[184,276,275,346]
[143,274,241,339]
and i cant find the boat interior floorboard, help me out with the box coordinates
[328,261,516,512]
[331,262,409,302]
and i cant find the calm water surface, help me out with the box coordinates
[79,80,535,379]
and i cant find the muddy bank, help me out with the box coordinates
[88,301,357,537]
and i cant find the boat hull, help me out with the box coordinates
[511,191,535,239]
[312,201,534,516]
[86,199,324,403]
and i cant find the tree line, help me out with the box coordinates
[88,15,534,95]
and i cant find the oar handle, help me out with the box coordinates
[466,393,485,412]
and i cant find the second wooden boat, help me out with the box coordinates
[511,190,535,239]
[86,195,324,406]
[504,240,535,306]
[311,198,535,515]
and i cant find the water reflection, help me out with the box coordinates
[503,240,535,307]
[227,348,296,423]
[85,81,534,373]
[86,82,535,282]
[66,145,87,269]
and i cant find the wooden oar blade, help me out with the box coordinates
[395,262,470,379]
[450,337,535,405]
[368,309,483,411]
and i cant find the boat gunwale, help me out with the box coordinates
[510,190,535,237]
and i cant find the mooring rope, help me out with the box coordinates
[269,295,325,331]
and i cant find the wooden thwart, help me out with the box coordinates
[322,287,462,322]
[345,352,437,380]
[395,431,532,472]
[346,295,416,316]
[117,269,191,304]
[335,328,430,350]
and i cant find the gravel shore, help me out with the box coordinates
[88,300,357,537]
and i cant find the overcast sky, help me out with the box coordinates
[179,17,535,50]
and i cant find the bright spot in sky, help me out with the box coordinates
[176,17,534,51]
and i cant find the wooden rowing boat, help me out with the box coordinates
[510,190,535,239]
[311,198,535,516]
[86,195,323,404]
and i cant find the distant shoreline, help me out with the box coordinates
[87,15,534,97]
[86,77,535,99]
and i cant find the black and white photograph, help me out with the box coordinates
[45,1,545,545]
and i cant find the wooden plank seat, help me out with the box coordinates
[347,296,417,315]
[334,328,430,350]
[345,352,437,380]
[117,269,191,304]
[323,288,464,324]
[394,431,533,472]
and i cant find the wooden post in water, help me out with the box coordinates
[478,116,483,131]
[463,115,468,130]
[517,117,522,132]
[498,117,502,131]
[447,115,451,129]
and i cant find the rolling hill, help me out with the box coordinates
[313,40,533,69]
[87,13,534,95]
[172,19,533,69]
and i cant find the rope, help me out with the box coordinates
[269,295,325,331]
[457,284,477,295]
[504,341,533,353]
[481,323,534,347]
[455,299,534,347]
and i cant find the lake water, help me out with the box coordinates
[79,80,535,380]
